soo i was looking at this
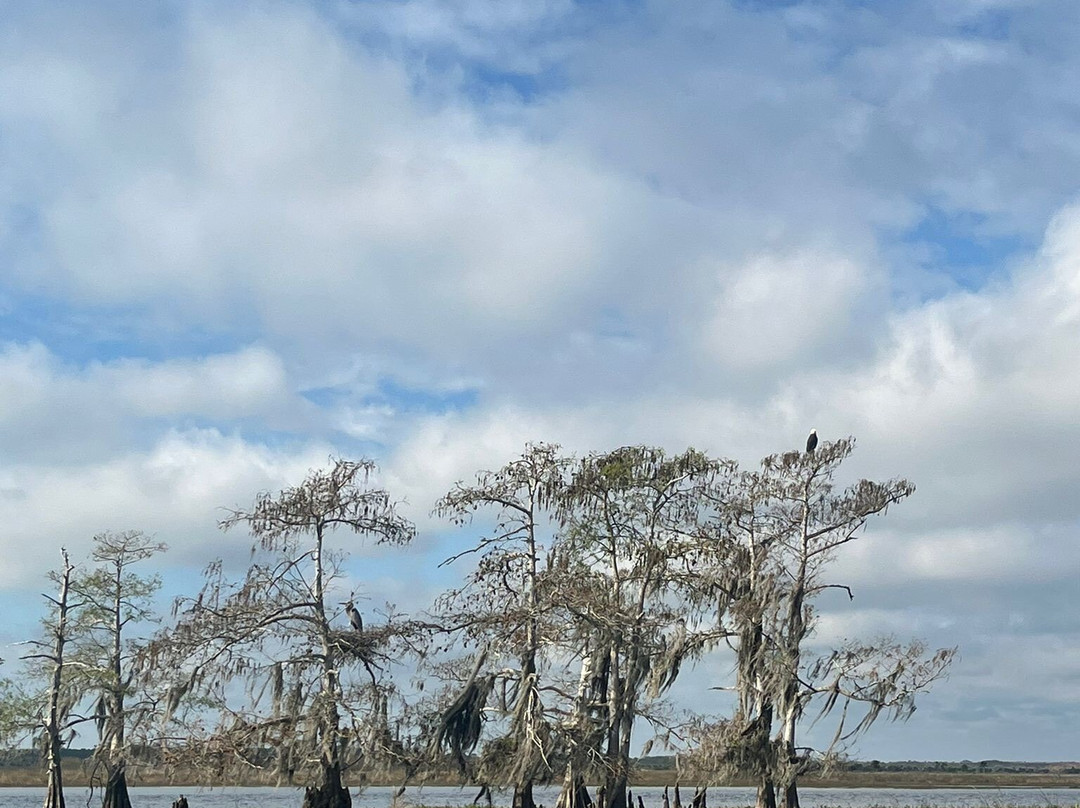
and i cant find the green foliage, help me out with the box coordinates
[0,677,36,747]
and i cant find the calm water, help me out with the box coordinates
[0,785,1076,808]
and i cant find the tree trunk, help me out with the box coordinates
[753,703,776,808]
[44,552,74,808]
[44,727,65,808]
[102,764,133,808]
[308,525,349,808]
[513,781,537,808]
[44,767,65,808]
[780,780,799,808]
[602,773,628,808]
[572,778,594,808]
[555,774,593,808]
[556,653,598,808]
[105,558,129,808]
[302,763,352,808]
[775,713,799,808]
[755,775,776,808]
[736,544,776,808]
[774,496,810,808]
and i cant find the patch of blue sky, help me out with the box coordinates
[730,0,808,9]
[159,518,471,602]
[343,545,461,600]
[0,590,41,648]
[594,305,639,342]
[342,438,394,464]
[461,63,567,105]
[328,0,638,105]
[2,201,41,242]
[153,533,467,630]
[955,8,1011,41]
[408,47,570,107]
[0,203,253,363]
[303,377,478,415]
[0,200,256,362]
[301,377,479,460]
[897,205,1030,293]
[0,202,46,275]
[377,378,478,414]
[299,385,351,408]
[149,418,315,453]
[0,291,256,366]
[0,293,125,358]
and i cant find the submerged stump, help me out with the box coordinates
[102,765,133,808]
[513,781,538,808]
[301,765,352,808]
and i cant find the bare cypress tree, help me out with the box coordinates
[801,636,956,755]
[70,530,167,808]
[688,437,954,808]
[22,550,80,808]
[555,447,720,808]
[762,438,952,808]
[430,443,571,808]
[686,466,778,808]
[154,458,415,808]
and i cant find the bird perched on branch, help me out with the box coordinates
[345,601,363,633]
[806,428,818,454]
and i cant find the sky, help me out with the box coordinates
[0,0,1079,763]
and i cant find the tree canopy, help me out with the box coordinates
[1,441,955,808]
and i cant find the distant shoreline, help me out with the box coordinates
[0,769,1077,790]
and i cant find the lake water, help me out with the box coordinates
[0,785,1076,808]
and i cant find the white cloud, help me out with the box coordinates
[796,203,1080,529]
[108,346,290,418]
[3,0,1080,759]
[812,607,957,650]
[832,522,1080,589]
[0,342,299,462]
[0,429,332,587]
[0,2,668,370]
[705,249,869,368]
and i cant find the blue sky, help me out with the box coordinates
[2,0,1080,762]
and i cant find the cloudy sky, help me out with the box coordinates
[1,0,1079,762]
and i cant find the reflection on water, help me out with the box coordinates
[0,785,1076,808]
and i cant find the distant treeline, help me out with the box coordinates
[0,748,92,767]
[836,759,1080,774]
[3,750,1075,776]
[624,755,1080,775]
